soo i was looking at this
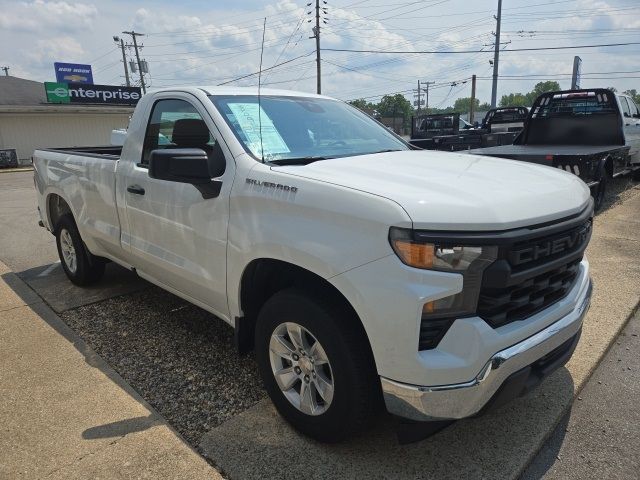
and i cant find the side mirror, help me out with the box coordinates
[149,148,225,199]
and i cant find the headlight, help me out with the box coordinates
[389,227,498,318]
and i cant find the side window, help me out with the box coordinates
[619,96,631,118]
[141,99,217,165]
[628,98,639,117]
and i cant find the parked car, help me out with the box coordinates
[33,86,593,442]
[469,89,640,210]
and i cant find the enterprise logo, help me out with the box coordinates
[44,82,142,105]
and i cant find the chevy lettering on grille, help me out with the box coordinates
[509,221,592,266]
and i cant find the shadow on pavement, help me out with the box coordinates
[17,261,149,313]
[199,368,576,480]
[82,414,159,440]
[519,412,571,480]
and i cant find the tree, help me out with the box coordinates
[348,98,375,112]
[499,81,561,107]
[529,81,561,100]
[499,92,529,107]
[376,94,414,120]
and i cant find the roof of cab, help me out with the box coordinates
[147,85,336,100]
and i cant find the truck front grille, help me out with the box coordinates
[477,257,582,328]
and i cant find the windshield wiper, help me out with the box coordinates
[369,149,404,154]
[269,156,332,166]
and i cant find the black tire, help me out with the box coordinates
[593,171,608,212]
[632,168,640,181]
[55,214,105,286]
[255,288,380,442]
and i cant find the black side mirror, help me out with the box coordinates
[149,148,225,198]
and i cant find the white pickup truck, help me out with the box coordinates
[33,86,593,442]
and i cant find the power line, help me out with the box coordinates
[322,41,640,54]
[216,51,316,86]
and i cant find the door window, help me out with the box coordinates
[141,99,217,165]
[619,96,631,118]
[628,97,639,117]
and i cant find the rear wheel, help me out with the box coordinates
[55,214,105,286]
[255,288,379,442]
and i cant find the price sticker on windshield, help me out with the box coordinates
[227,103,290,159]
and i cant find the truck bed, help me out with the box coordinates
[469,144,627,158]
[42,146,122,160]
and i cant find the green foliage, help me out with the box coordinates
[499,81,561,107]
[499,93,529,107]
[348,98,375,112]
[376,94,414,119]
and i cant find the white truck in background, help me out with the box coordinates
[33,86,593,442]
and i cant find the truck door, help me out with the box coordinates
[120,95,234,320]
[621,96,640,164]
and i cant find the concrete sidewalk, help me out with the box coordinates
[0,261,221,479]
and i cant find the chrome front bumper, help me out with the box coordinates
[381,279,592,421]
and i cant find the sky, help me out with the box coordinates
[1,0,639,107]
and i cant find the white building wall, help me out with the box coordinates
[0,112,131,160]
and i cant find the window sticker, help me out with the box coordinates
[227,103,290,159]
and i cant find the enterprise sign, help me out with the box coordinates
[44,82,142,106]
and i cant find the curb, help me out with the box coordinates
[0,166,33,173]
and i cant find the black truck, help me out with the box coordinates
[469,89,640,210]
[410,107,528,151]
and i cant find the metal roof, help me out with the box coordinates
[0,76,46,106]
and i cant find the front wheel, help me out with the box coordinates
[255,288,380,442]
[55,214,105,286]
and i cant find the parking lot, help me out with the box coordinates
[1,169,639,479]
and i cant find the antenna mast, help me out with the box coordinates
[258,17,266,163]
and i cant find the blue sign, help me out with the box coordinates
[54,62,94,84]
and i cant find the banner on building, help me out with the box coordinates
[54,62,94,84]
[44,82,142,106]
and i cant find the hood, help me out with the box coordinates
[275,150,591,231]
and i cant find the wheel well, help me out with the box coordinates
[47,194,72,231]
[236,259,370,355]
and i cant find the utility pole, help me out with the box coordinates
[423,81,435,113]
[417,80,421,114]
[312,0,322,94]
[113,36,130,87]
[490,0,502,108]
[1,66,9,76]
[122,30,146,93]
[470,74,477,124]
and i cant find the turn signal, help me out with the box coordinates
[391,239,435,269]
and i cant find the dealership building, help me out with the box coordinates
[0,76,135,162]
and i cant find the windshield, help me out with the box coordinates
[209,95,409,163]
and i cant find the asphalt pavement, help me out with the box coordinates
[522,309,640,479]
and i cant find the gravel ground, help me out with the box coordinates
[599,175,640,213]
[58,176,639,452]
[61,287,266,447]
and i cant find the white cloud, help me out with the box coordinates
[0,0,97,32]
[0,0,638,105]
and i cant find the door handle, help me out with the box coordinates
[127,185,145,195]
